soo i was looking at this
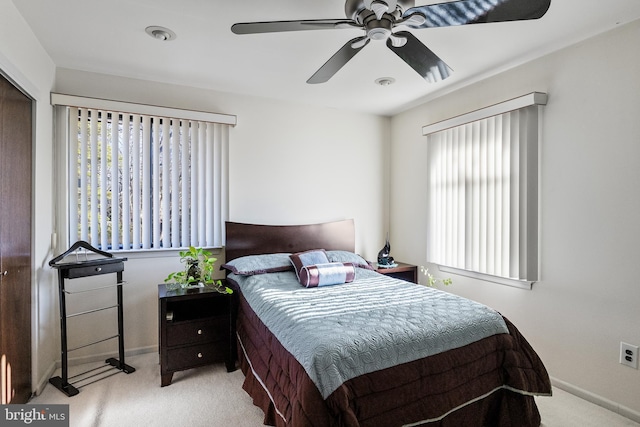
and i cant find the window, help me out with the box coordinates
[423,93,545,288]
[52,94,236,251]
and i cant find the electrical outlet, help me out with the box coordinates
[620,342,639,369]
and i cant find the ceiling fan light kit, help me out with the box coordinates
[231,0,551,84]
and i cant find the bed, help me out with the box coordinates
[223,219,551,427]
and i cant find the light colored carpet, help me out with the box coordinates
[30,352,639,427]
[31,352,264,427]
[537,388,639,427]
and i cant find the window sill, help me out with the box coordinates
[437,265,535,290]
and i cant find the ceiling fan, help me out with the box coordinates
[231,0,551,84]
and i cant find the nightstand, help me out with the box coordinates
[375,262,418,284]
[158,283,235,387]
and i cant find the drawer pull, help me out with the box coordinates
[197,329,202,335]
[95,267,102,272]
[197,352,203,358]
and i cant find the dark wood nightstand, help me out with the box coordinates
[158,283,235,387]
[375,262,418,284]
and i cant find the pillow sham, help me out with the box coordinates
[325,250,374,270]
[289,249,330,280]
[299,262,356,288]
[221,253,293,276]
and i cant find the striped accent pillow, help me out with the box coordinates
[289,249,330,280]
[299,262,356,288]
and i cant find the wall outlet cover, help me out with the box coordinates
[620,342,639,369]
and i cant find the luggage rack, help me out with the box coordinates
[48,241,135,396]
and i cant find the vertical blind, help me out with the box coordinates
[425,102,541,283]
[66,106,230,251]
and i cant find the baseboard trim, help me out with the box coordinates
[34,361,58,396]
[551,377,640,424]
[33,346,158,397]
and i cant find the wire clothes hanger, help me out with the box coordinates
[49,240,115,267]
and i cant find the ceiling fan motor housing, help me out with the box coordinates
[345,0,415,22]
[364,17,394,40]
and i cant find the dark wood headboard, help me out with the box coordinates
[225,219,355,262]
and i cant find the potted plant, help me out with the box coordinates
[164,246,232,294]
[420,266,452,288]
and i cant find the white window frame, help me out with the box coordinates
[52,93,236,252]
[423,93,546,289]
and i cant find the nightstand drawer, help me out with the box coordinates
[166,318,229,347]
[165,343,227,371]
[375,262,418,284]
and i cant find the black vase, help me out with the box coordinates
[377,238,394,266]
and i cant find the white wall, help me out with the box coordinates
[390,20,640,417]
[0,0,57,396]
[52,68,390,369]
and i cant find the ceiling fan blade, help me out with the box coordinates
[386,31,452,82]
[404,0,551,29]
[307,37,370,84]
[231,19,359,35]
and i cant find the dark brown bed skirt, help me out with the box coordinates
[234,290,551,427]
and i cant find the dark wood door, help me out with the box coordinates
[0,73,32,404]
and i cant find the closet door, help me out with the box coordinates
[0,73,32,404]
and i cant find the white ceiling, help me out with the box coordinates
[12,0,640,116]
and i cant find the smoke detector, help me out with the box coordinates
[145,26,176,41]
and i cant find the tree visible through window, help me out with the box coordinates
[67,106,229,251]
